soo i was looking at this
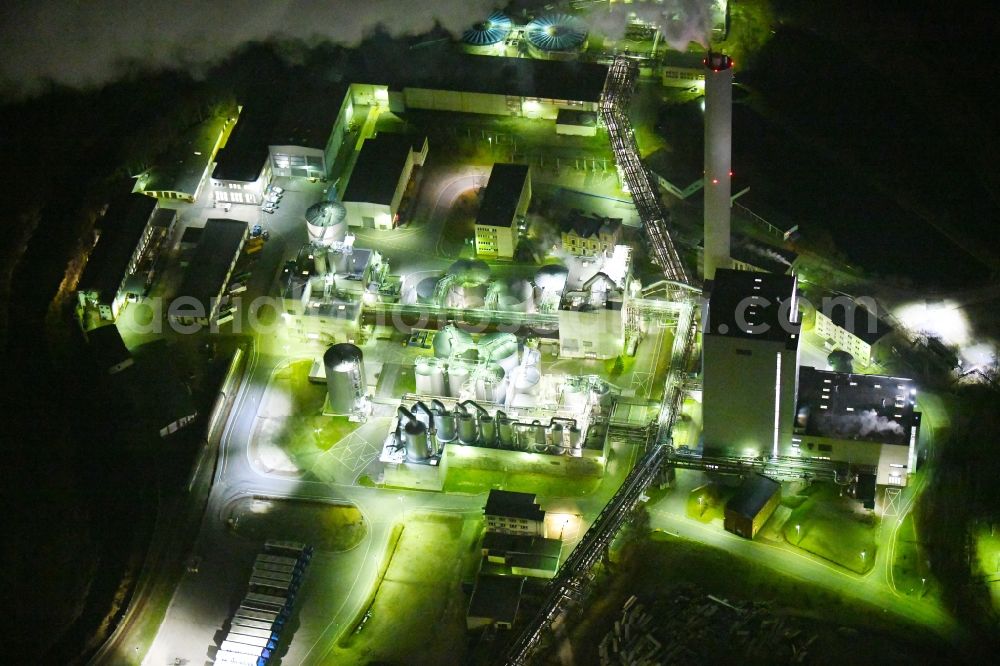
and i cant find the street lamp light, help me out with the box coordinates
[795,524,801,540]
[860,550,867,563]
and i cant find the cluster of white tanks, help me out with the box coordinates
[406,260,570,313]
[414,326,547,406]
[394,399,584,462]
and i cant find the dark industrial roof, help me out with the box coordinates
[560,211,621,239]
[662,50,709,70]
[484,489,545,522]
[176,219,248,305]
[730,240,797,275]
[78,184,157,302]
[149,208,177,229]
[482,532,562,559]
[127,340,198,435]
[509,553,559,574]
[403,56,608,104]
[86,324,132,374]
[556,109,598,127]
[342,133,424,206]
[706,269,799,345]
[213,105,273,182]
[270,84,347,149]
[214,81,346,181]
[467,575,525,624]
[476,163,530,229]
[143,115,226,195]
[820,300,894,345]
[726,474,780,519]
[795,366,918,445]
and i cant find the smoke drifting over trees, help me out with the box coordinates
[0,0,495,96]
[0,0,717,98]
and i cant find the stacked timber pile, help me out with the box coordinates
[598,585,819,665]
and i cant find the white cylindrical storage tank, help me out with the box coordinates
[434,325,475,359]
[480,332,520,373]
[306,201,348,247]
[415,276,439,305]
[430,364,447,396]
[513,366,541,396]
[568,426,582,449]
[530,421,547,449]
[436,409,457,442]
[549,422,563,448]
[415,360,435,395]
[404,419,431,462]
[324,344,365,415]
[458,411,479,444]
[480,414,496,446]
[498,278,534,312]
[447,363,470,397]
[497,413,515,448]
[475,364,506,403]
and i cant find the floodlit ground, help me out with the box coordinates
[251,359,387,484]
[783,483,880,574]
[973,527,1000,612]
[685,482,736,524]
[443,466,603,497]
[226,497,366,553]
[551,534,952,666]
[891,512,934,598]
[321,512,480,665]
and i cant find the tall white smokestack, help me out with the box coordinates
[703,51,734,281]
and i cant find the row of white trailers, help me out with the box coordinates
[215,541,314,666]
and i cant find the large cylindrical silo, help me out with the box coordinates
[497,413,515,449]
[306,201,348,247]
[458,411,479,444]
[404,420,431,462]
[436,408,457,442]
[479,414,496,447]
[415,360,435,395]
[324,343,365,415]
[475,363,507,403]
[447,363,470,397]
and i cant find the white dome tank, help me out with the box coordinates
[535,264,569,294]
[513,366,541,396]
[498,278,534,312]
[480,332,520,373]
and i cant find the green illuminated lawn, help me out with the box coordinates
[443,466,602,497]
[685,483,733,523]
[891,513,932,597]
[784,484,879,574]
[325,512,479,665]
[227,497,366,552]
[973,527,1000,612]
